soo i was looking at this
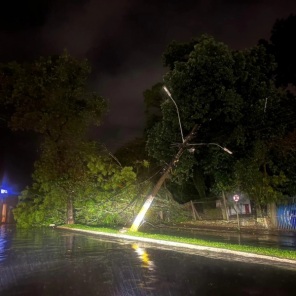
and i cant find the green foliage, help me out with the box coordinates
[114,137,156,183]
[163,39,198,70]
[234,163,287,205]
[3,51,106,135]
[13,188,65,227]
[3,52,139,227]
[14,152,138,228]
[146,34,296,204]
[87,154,136,190]
[148,35,242,184]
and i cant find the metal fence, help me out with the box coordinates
[191,200,223,220]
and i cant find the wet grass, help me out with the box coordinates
[61,224,296,261]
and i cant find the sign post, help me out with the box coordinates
[233,194,240,231]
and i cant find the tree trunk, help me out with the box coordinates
[130,124,199,232]
[67,196,75,224]
[267,202,277,228]
[256,203,263,218]
[190,200,202,220]
[191,200,197,220]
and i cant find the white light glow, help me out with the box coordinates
[163,86,172,97]
[130,195,154,232]
[223,147,233,154]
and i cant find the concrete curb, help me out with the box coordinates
[57,226,296,270]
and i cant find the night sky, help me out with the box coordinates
[1,0,296,189]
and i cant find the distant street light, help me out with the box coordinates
[163,86,184,142]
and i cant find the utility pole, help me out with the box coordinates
[129,124,199,232]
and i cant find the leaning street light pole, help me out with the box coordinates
[163,86,184,143]
[129,86,233,232]
[130,86,189,232]
[129,124,200,232]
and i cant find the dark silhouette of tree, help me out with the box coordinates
[260,14,296,87]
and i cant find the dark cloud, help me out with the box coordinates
[41,0,134,57]
[93,57,164,141]
[1,0,295,186]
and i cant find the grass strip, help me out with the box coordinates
[61,224,296,261]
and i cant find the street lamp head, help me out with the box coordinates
[223,147,233,155]
[163,86,172,97]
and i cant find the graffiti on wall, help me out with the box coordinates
[277,204,296,230]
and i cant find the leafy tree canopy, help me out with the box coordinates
[1,52,138,226]
[1,51,107,136]
[146,34,295,203]
[14,145,137,227]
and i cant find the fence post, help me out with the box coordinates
[190,200,202,220]
[191,200,197,220]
